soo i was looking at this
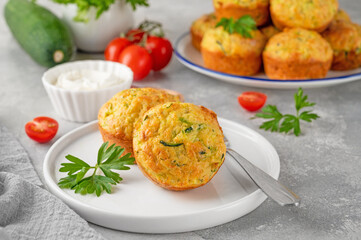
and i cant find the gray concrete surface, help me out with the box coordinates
[1,0,361,239]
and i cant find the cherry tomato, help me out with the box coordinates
[104,37,132,62]
[238,92,267,112]
[126,29,146,43]
[119,45,152,81]
[25,117,59,143]
[146,36,173,71]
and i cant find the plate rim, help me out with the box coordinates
[43,118,280,233]
[173,31,361,84]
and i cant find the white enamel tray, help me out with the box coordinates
[174,32,361,89]
[43,118,280,233]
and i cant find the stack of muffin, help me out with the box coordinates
[190,0,361,80]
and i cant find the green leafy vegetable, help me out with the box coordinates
[58,142,134,196]
[52,0,149,23]
[216,15,256,38]
[160,140,183,147]
[255,88,320,136]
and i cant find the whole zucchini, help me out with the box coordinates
[4,0,75,67]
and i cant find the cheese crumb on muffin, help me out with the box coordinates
[133,102,226,191]
[191,13,218,51]
[263,28,333,79]
[213,0,270,26]
[98,88,181,156]
[270,0,338,32]
[322,20,361,70]
[201,26,266,76]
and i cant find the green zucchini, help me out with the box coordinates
[4,0,75,67]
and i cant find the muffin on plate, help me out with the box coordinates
[270,0,338,32]
[190,13,218,51]
[98,88,182,156]
[260,24,280,40]
[133,102,226,191]
[333,9,351,22]
[322,20,361,70]
[263,28,333,79]
[213,0,270,26]
[201,17,267,76]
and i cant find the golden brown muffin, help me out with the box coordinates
[98,88,181,156]
[333,9,351,22]
[213,0,270,26]
[322,20,361,70]
[201,26,267,76]
[133,102,226,191]
[260,24,280,40]
[190,13,217,51]
[270,0,338,32]
[263,28,333,79]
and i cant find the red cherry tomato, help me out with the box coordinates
[146,36,173,71]
[25,117,59,143]
[126,29,146,43]
[238,92,267,112]
[119,45,152,81]
[104,37,132,62]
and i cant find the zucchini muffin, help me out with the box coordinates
[333,9,351,22]
[190,13,217,51]
[270,0,338,32]
[263,28,333,79]
[260,24,280,40]
[201,26,267,76]
[322,20,361,70]
[133,102,226,191]
[98,88,182,156]
[213,0,270,26]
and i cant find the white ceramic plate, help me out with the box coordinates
[174,32,361,89]
[43,118,280,233]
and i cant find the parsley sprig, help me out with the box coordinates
[216,16,256,38]
[255,88,320,136]
[53,0,149,23]
[58,142,134,196]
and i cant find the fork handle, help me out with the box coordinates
[227,148,300,206]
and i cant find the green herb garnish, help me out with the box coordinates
[185,127,193,133]
[58,142,134,197]
[160,140,183,147]
[53,0,149,23]
[216,16,256,38]
[255,88,320,136]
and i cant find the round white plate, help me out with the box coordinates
[43,118,280,233]
[174,32,361,89]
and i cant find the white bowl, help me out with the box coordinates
[42,60,133,122]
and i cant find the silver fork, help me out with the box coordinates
[224,136,300,206]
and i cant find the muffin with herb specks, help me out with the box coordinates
[201,16,267,76]
[98,88,182,156]
[133,102,226,191]
[191,13,218,51]
[213,0,270,26]
[263,28,333,79]
[322,20,361,70]
[270,0,338,32]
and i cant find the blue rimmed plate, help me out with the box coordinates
[174,32,361,89]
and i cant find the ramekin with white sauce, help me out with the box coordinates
[42,60,133,122]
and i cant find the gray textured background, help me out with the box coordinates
[1,0,361,239]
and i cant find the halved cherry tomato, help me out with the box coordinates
[25,117,59,143]
[119,45,152,81]
[126,29,146,43]
[145,36,173,71]
[104,37,132,62]
[238,92,267,112]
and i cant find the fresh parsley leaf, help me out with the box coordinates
[255,88,320,136]
[53,0,149,22]
[216,16,256,38]
[58,142,134,197]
